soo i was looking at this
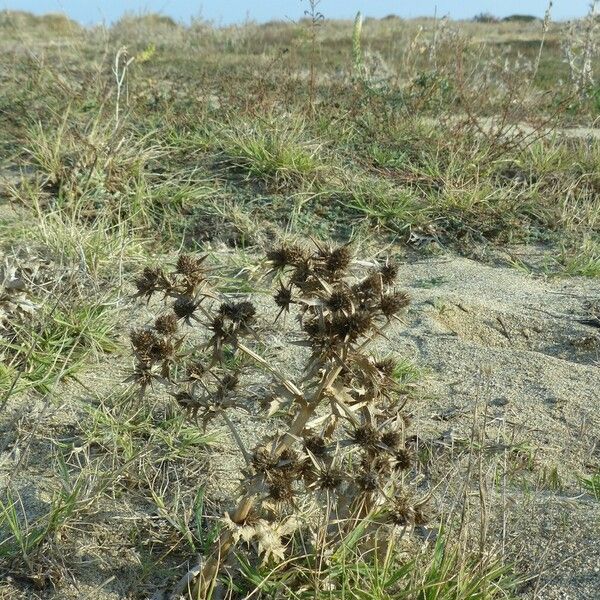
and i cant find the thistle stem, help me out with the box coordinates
[221,411,251,465]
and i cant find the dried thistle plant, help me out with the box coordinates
[128,243,426,598]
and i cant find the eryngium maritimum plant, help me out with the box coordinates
[128,243,427,598]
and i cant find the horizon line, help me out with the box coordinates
[0,8,592,27]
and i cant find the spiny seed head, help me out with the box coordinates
[131,362,154,389]
[352,273,382,300]
[309,335,340,361]
[394,449,412,471]
[352,425,381,449]
[235,300,256,325]
[187,360,208,380]
[130,329,159,355]
[362,454,392,476]
[173,296,197,320]
[302,318,322,339]
[219,301,256,326]
[135,266,162,299]
[176,254,205,278]
[327,288,352,313]
[266,244,307,270]
[323,245,352,278]
[274,285,293,311]
[130,329,172,361]
[332,311,373,342]
[209,315,226,338]
[317,467,344,490]
[154,313,178,336]
[278,448,301,474]
[252,447,277,474]
[305,435,328,457]
[389,498,414,526]
[357,469,379,492]
[379,261,399,285]
[375,358,396,377]
[220,374,239,392]
[290,262,312,287]
[379,292,410,318]
[268,477,294,502]
[151,337,174,361]
[381,430,403,450]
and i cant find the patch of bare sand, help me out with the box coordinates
[387,253,600,598]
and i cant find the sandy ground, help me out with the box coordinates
[389,252,600,599]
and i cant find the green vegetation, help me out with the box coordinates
[581,470,600,500]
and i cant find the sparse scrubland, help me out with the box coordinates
[0,6,599,600]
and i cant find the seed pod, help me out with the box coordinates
[252,447,278,474]
[134,266,163,300]
[388,498,414,526]
[332,311,373,343]
[316,467,344,491]
[381,430,403,450]
[379,261,399,285]
[267,477,295,502]
[274,285,294,315]
[266,244,307,270]
[220,301,256,327]
[379,291,410,319]
[322,245,352,279]
[353,273,381,302]
[394,448,412,471]
[352,425,381,450]
[130,329,159,356]
[357,469,380,493]
[326,287,353,313]
[375,358,396,377]
[154,313,178,335]
[173,296,197,320]
[176,254,205,277]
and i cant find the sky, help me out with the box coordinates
[2,1,594,25]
